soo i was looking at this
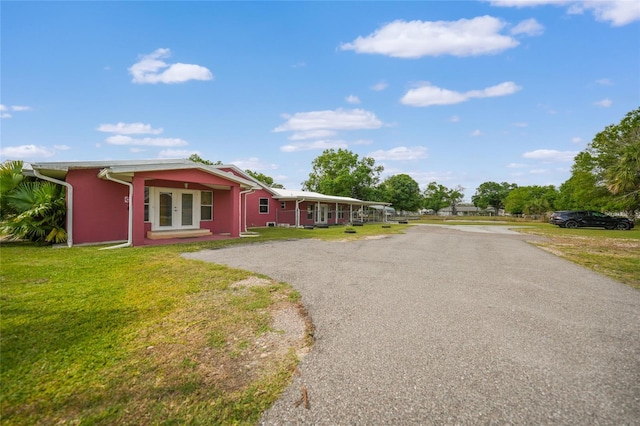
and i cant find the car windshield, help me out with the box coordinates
[591,211,607,217]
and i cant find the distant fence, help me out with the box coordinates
[273,208,391,226]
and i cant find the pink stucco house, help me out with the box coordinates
[219,165,389,230]
[29,159,389,247]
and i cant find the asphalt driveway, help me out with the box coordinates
[184,225,640,425]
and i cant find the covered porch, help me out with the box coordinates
[270,189,392,228]
[29,160,258,247]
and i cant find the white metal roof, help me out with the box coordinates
[271,188,390,206]
[29,159,258,188]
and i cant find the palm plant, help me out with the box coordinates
[1,160,25,219]
[0,161,67,243]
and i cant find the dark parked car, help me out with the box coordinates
[549,210,635,230]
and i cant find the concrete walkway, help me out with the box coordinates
[184,225,640,425]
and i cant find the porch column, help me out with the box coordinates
[335,202,338,224]
[295,200,301,227]
[132,175,146,246]
[316,201,320,223]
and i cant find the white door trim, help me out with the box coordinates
[150,187,201,231]
[317,204,328,224]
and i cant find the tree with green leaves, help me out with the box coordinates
[379,174,422,213]
[187,153,222,165]
[471,181,517,215]
[302,149,383,200]
[422,182,464,214]
[446,185,465,216]
[504,185,558,216]
[245,169,284,188]
[583,107,640,217]
[555,152,615,211]
[0,160,67,243]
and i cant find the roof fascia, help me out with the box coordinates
[213,164,279,195]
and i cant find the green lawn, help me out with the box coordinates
[2,220,637,424]
[0,224,408,425]
[513,223,640,289]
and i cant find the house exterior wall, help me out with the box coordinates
[136,169,242,239]
[276,201,353,227]
[244,189,279,228]
[66,167,243,246]
[66,168,129,244]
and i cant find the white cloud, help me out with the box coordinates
[352,139,373,145]
[488,0,640,26]
[371,81,388,91]
[0,144,55,159]
[345,95,361,104]
[522,149,578,162]
[510,18,545,35]
[401,81,521,107]
[0,104,32,118]
[274,108,383,132]
[449,115,461,123]
[158,149,194,158]
[594,98,613,108]
[97,122,163,134]
[53,145,71,150]
[513,122,528,127]
[507,162,529,168]
[571,137,583,144]
[289,130,337,140]
[369,146,428,161]
[129,48,213,84]
[280,140,348,153]
[105,135,188,147]
[340,16,521,58]
[292,61,307,68]
[572,1,640,26]
[129,148,147,153]
[596,78,613,85]
[470,130,483,137]
[231,157,279,170]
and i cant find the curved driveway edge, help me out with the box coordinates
[183,225,640,425]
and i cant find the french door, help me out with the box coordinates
[317,204,328,224]
[154,188,199,230]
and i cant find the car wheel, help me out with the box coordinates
[605,224,615,230]
[615,222,630,231]
[565,220,578,229]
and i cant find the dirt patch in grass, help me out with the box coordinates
[99,276,312,424]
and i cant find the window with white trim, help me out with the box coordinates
[338,205,345,219]
[259,198,269,214]
[144,187,150,222]
[307,204,314,220]
[201,191,213,221]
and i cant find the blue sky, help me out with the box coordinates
[2,1,639,199]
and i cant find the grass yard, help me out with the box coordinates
[0,224,408,425]
[1,220,637,424]
[515,224,640,290]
